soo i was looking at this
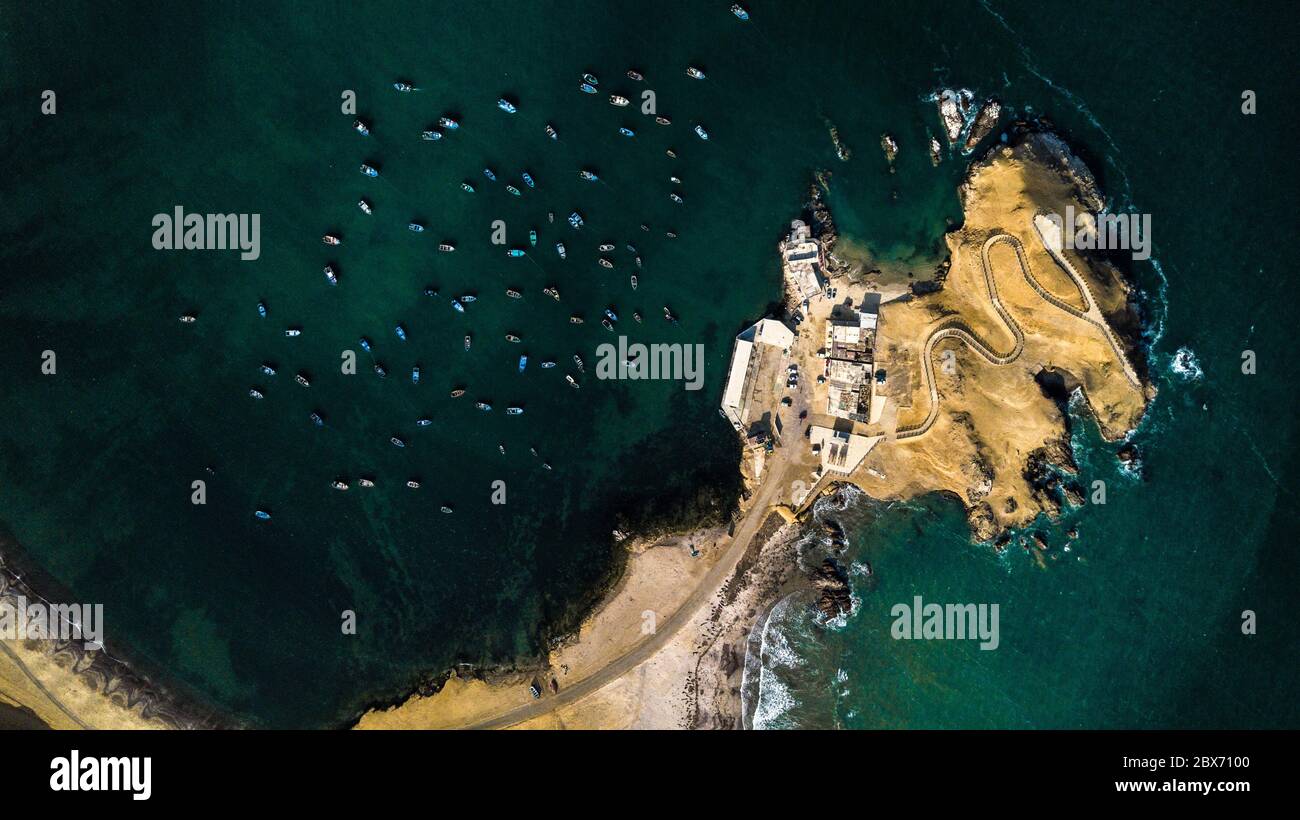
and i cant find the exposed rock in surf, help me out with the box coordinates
[810,558,852,619]
[928,133,942,166]
[935,88,973,145]
[880,132,899,169]
[963,99,1002,154]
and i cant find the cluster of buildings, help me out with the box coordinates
[720,219,887,487]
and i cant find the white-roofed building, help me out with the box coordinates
[780,219,823,301]
[720,318,795,433]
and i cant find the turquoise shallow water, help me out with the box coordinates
[1,1,1296,727]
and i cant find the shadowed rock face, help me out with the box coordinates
[811,558,852,620]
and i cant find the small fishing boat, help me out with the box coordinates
[483,168,497,181]
[543,287,560,300]
[421,130,442,141]
[545,124,558,139]
[497,98,517,114]
[664,306,678,323]
[461,182,475,193]
[605,308,619,322]
[582,73,599,85]
[393,81,415,92]
[295,372,310,387]
[631,275,638,290]
[579,82,597,94]
[179,312,197,323]
[686,66,706,79]
[499,444,506,454]
[506,184,521,196]
[666,230,678,238]
[627,70,644,81]
[260,363,276,376]
[529,229,537,246]
[360,164,379,177]
[391,436,406,448]
[618,127,635,137]
[464,335,472,351]
[358,478,375,488]
[507,249,525,258]
[628,243,638,252]
[655,116,672,126]
[322,234,341,245]
[331,479,349,491]
[670,176,682,184]
[518,355,527,373]
[439,243,455,252]
[569,315,583,324]
[358,199,372,214]
[635,256,643,268]
[438,116,459,129]
[633,312,643,323]
[506,407,523,415]
[548,212,555,223]
[732,3,749,20]
[354,119,370,136]
[665,149,678,159]
[574,355,585,371]
[416,417,431,426]
[505,334,521,343]
[694,124,709,140]
[542,463,553,471]
[641,223,651,231]
[285,328,302,337]
[440,505,454,514]
[461,295,477,303]
[541,361,556,368]
[424,287,439,297]
[249,388,264,399]
[324,265,338,286]
[375,363,388,377]
[395,324,407,341]
[452,299,464,313]
[450,389,466,397]
[408,480,421,489]
[566,374,580,389]
[254,510,271,520]
[609,95,629,107]
[310,411,324,426]
[257,301,267,318]
[578,170,598,182]
[475,402,492,412]
[530,447,540,456]
[670,193,683,204]
[556,242,567,258]
[359,337,372,352]
[598,258,613,269]
[568,212,584,229]
[412,366,420,384]
[522,172,535,188]
[601,318,615,332]
[598,243,615,252]
[506,288,522,299]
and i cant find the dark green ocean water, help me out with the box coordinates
[1,1,1295,727]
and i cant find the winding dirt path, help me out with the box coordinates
[895,224,1139,440]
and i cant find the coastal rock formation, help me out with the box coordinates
[963,99,1002,154]
[850,125,1154,540]
[810,559,852,620]
[880,132,899,169]
[935,88,974,145]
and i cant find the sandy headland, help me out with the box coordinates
[355,118,1154,730]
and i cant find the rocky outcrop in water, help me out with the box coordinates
[963,99,1002,154]
[810,559,852,620]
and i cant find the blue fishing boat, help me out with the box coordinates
[583,73,599,85]
[605,308,619,323]
[579,82,597,94]
[395,324,407,341]
[354,119,370,136]
[507,249,525,258]
[360,164,379,177]
[256,301,267,318]
[483,168,497,181]
[461,182,475,193]
[359,337,372,352]
[249,388,264,399]
[694,124,709,140]
[618,127,635,137]
[393,81,415,92]
[529,229,537,246]
[568,212,584,229]
[421,130,442,141]
[579,170,598,182]
[374,363,388,377]
[310,411,324,427]
[452,299,464,313]
[408,222,425,233]
[416,418,432,427]
[260,363,276,376]
[731,3,749,20]
[506,407,523,415]
[254,510,271,520]
[411,366,420,384]
[541,361,556,368]
[518,355,528,373]
[497,98,517,113]
[324,265,338,285]
[506,184,521,196]
[556,242,566,258]
[522,172,535,188]
[438,116,459,129]
[545,124,558,139]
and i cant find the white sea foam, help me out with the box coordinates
[752,596,805,730]
[1169,346,1203,381]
